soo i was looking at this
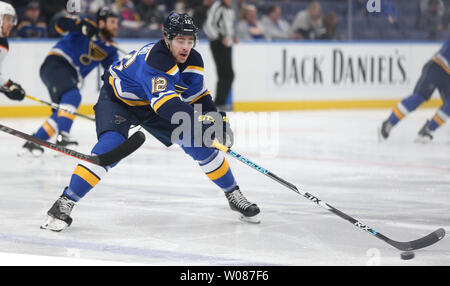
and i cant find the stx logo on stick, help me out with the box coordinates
[354,221,377,235]
[304,192,321,204]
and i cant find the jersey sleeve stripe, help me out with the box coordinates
[153,93,180,113]
[166,64,179,75]
[108,76,150,106]
[188,90,211,104]
[432,56,450,75]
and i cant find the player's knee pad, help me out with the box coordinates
[60,88,82,109]
[181,145,216,162]
[402,93,425,112]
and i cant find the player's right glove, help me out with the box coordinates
[197,111,234,148]
[76,18,99,40]
[1,80,25,101]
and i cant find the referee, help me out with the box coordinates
[203,0,236,111]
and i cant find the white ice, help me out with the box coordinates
[0,109,449,266]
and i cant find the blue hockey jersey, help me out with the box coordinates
[433,37,450,75]
[107,40,212,114]
[50,17,118,80]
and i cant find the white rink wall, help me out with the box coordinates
[0,40,444,110]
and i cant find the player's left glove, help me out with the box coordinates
[197,111,234,148]
[1,80,25,101]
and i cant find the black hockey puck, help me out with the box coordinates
[400,251,415,260]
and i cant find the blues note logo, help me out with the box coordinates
[80,42,108,66]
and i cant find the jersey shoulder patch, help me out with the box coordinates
[0,37,9,51]
[145,40,178,76]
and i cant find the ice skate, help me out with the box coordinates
[56,131,79,148]
[225,187,260,224]
[378,119,392,141]
[40,191,75,232]
[415,120,433,143]
[20,141,44,157]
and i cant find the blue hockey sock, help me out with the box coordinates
[388,93,425,125]
[56,88,82,134]
[34,111,58,140]
[428,103,450,131]
[64,131,125,201]
[197,149,237,192]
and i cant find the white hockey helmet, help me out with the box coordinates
[0,1,17,36]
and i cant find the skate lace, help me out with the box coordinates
[58,197,75,214]
[228,189,252,210]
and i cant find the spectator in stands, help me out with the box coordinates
[114,0,143,29]
[353,0,368,16]
[136,0,164,30]
[192,0,215,29]
[444,0,450,30]
[419,0,445,35]
[173,0,188,13]
[260,4,292,40]
[82,0,107,16]
[15,1,47,38]
[379,0,398,26]
[317,11,343,40]
[290,0,325,40]
[236,4,267,40]
[39,0,68,27]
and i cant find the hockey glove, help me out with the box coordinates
[2,80,25,101]
[198,111,234,148]
[77,18,99,40]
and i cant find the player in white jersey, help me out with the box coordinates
[0,1,25,102]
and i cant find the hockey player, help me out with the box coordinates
[22,7,119,155]
[40,12,260,232]
[0,1,25,102]
[379,37,450,142]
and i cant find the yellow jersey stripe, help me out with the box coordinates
[73,165,100,187]
[54,23,66,35]
[153,93,180,113]
[206,159,230,181]
[432,56,450,75]
[109,76,149,106]
[185,65,204,72]
[167,65,179,75]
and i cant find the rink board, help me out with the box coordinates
[0,40,444,116]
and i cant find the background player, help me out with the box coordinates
[22,7,119,155]
[0,1,25,102]
[379,37,450,142]
[40,13,260,232]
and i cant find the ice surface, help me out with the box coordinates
[0,109,448,265]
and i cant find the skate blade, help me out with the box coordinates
[239,214,261,224]
[377,127,386,143]
[40,216,69,232]
[17,149,44,158]
[414,136,432,144]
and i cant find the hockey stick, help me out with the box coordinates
[24,94,95,122]
[0,123,145,167]
[212,141,446,251]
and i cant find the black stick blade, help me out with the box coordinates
[389,228,446,251]
[96,131,146,166]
